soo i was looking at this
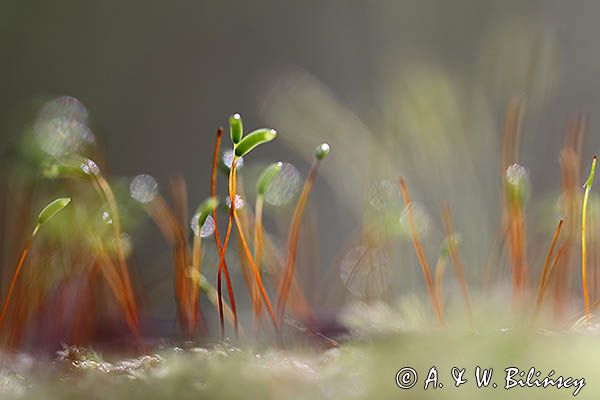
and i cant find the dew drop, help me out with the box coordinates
[368,180,401,210]
[37,96,88,125]
[226,195,245,210]
[35,118,95,157]
[102,211,113,225]
[129,174,158,203]
[80,158,100,176]
[264,162,301,206]
[34,97,95,156]
[505,163,528,187]
[339,246,393,298]
[399,202,431,237]
[223,150,244,170]
[191,214,215,238]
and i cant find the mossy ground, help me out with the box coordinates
[1,298,598,399]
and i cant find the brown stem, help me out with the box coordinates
[0,226,37,327]
[535,219,564,316]
[253,196,265,319]
[441,205,473,327]
[276,160,319,320]
[398,178,444,326]
[94,175,138,327]
[93,236,141,340]
[210,128,238,337]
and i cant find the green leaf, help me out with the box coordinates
[229,113,243,145]
[38,197,71,225]
[315,143,330,160]
[256,162,283,196]
[195,197,219,228]
[234,128,277,157]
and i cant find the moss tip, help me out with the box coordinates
[315,143,330,160]
[257,161,283,195]
[37,197,72,225]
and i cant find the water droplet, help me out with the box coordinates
[368,180,401,210]
[80,158,99,175]
[35,118,95,156]
[223,150,244,170]
[340,246,393,298]
[191,214,215,237]
[129,174,158,203]
[112,232,132,257]
[225,194,245,210]
[264,162,301,206]
[505,163,528,187]
[399,202,431,237]
[37,96,88,125]
[102,211,113,224]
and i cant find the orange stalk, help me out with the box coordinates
[398,178,444,326]
[253,195,265,319]
[229,158,279,334]
[234,212,279,334]
[93,237,141,339]
[441,205,473,326]
[433,255,447,311]
[145,194,196,335]
[276,160,319,320]
[0,226,37,327]
[210,128,238,337]
[93,175,138,326]
[535,219,563,315]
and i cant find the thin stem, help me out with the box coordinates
[582,155,597,318]
[229,159,279,334]
[253,195,264,318]
[192,236,202,275]
[191,235,202,325]
[583,188,592,317]
[234,212,279,334]
[197,272,238,332]
[535,219,563,315]
[441,205,473,327]
[276,160,319,320]
[93,235,141,339]
[145,195,195,335]
[0,224,38,327]
[433,256,447,311]
[398,178,444,326]
[94,174,138,326]
[535,243,565,316]
[210,128,238,337]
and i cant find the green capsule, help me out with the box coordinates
[195,197,219,228]
[234,129,277,157]
[585,156,597,190]
[38,197,71,225]
[257,162,283,196]
[315,143,330,160]
[229,113,243,145]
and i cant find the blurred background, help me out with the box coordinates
[1,0,600,344]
